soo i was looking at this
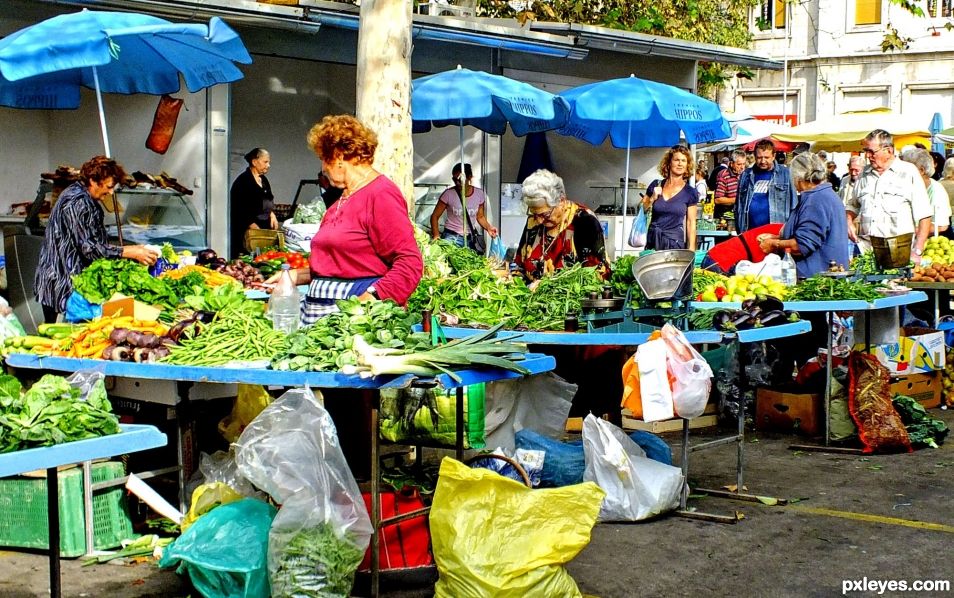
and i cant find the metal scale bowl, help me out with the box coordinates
[580,250,695,333]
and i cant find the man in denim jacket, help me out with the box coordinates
[735,139,798,233]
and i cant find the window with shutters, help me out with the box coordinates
[754,1,787,32]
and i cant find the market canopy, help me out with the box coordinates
[770,107,931,152]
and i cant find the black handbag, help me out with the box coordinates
[460,191,486,254]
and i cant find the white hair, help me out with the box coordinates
[521,169,565,208]
[789,152,828,185]
[901,148,935,177]
[943,157,954,180]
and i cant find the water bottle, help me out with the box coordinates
[269,264,301,333]
[781,248,797,286]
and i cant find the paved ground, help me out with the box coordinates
[2,410,953,598]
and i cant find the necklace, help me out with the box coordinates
[333,169,376,218]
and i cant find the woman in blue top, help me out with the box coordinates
[756,152,850,278]
[642,144,698,250]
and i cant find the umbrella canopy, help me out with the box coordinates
[411,66,570,135]
[698,118,782,153]
[930,112,945,154]
[936,126,954,144]
[555,74,729,254]
[555,74,731,149]
[771,107,931,152]
[0,9,252,243]
[0,10,252,154]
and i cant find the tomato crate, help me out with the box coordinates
[0,461,134,557]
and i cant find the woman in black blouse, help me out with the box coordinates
[230,147,276,258]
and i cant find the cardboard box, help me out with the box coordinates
[102,293,161,321]
[854,326,945,375]
[755,388,822,436]
[889,371,941,409]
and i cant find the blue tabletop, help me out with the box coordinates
[0,424,167,478]
[691,291,928,313]
[432,321,809,345]
[3,353,555,390]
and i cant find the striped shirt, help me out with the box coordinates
[714,168,740,202]
[35,182,122,312]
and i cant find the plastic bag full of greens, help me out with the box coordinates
[234,388,372,598]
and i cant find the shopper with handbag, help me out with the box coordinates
[429,163,497,253]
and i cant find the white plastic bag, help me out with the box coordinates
[660,324,713,419]
[635,339,674,422]
[582,414,683,522]
[234,388,372,597]
[484,372,577,452]
[628,205,648,248]
[281,219,321,254]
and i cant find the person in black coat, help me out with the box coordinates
[230,148,276,258]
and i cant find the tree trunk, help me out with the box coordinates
[356,0,414,213]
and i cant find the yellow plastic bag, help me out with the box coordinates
[181,482,244,532]
[430,458,605,598]
[218,384,273,443]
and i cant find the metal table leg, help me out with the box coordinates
[370,395,381,598]
[47,466,61,598]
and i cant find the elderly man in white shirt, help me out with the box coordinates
[839,155,864,206]
[846,129,933,260]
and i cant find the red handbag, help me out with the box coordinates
[359,489,433,570]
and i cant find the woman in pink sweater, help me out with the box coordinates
[282,115,423,325]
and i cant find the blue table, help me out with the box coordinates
[694,291,930,444]
[0,425,167,598]
[4,353,554,597]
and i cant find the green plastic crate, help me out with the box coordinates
[0,461,134,557]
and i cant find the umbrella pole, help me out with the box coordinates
[92,65,123,245]
[621,122,632,257]
[459,122,468,249]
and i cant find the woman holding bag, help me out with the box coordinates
[642,144,698,251]
[429,163,498,252]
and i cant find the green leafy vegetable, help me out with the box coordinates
[272,524,364,598]
[609,255,637,298]
[0,374,120,453]
[72,258,181,309]
[892,395,949,448]
[788,275,883,302]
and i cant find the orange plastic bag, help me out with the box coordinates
[146,94,184,154]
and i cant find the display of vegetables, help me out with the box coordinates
[272,298,424,372]
[346,323,530,383]
[407,268,527,329]
[182,283,248,313]
[850,251,904,275]
[692,268,729,297]
[609,255,636,298]
[909,264,954,283]
[787,275,883,302]
[212,259,266,288]
[73,258,181,309]
[521,264,605,330]
[248,250,310,276]
[0,373,120,453]
[696,273,787,303]
[692,297,798,331]
[161,264,239,288]
[162,302,288,366]
[921,235,954,266]
[102,327,175,363]
[891,395,949,448]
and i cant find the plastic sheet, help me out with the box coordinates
[159,498,276,598]
[483,373,576,453]
[430,458,604,598]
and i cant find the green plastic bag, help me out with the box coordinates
[379,384,485,448]
[160,498,277,598]
[430,458,605,598]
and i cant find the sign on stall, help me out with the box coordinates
[855,327,946,374]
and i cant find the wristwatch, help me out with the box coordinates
[366,285,379,299]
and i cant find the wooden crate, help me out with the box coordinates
[619,403,718,433]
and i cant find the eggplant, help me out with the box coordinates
[745,306,763,320]
[139,333,160,348]
[197,249,218,265]
[108,328,129,345]
[126,330,144,347]
[756,296,784,313]
[757,310,788,327]
[712,310,734,330]
[740,298,757,311]
[729,311,755,330]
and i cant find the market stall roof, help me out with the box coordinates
[529,21,784,71]
[18,0,782,69]
[771,107,932,152]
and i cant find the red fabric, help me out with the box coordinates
[310,176,423,304]
[359,490,433,571]
[705,223,783,271]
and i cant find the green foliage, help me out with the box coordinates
[72,258,181,309]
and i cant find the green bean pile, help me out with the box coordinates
[161,302,289,366]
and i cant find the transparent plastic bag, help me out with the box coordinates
[483,373,577,453]
[660,324,713,419]
[582,415,683,522]
[234,388,372,597]
[185,450,265,508]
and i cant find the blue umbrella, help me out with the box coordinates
[412,65,569,248]
[930,112,945,155]
[0,10,252,157]
[557,74,730,250]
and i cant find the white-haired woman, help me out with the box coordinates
[757,152,849,278]
[902,148,951,235]
[514,169,609,281]
[941,158,954,207]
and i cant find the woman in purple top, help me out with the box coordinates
[429,163,498,250]
[642,145,698,250]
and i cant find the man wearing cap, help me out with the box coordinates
[846,129,931,260]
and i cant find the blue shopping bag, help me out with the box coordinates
[489,236,506,261]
